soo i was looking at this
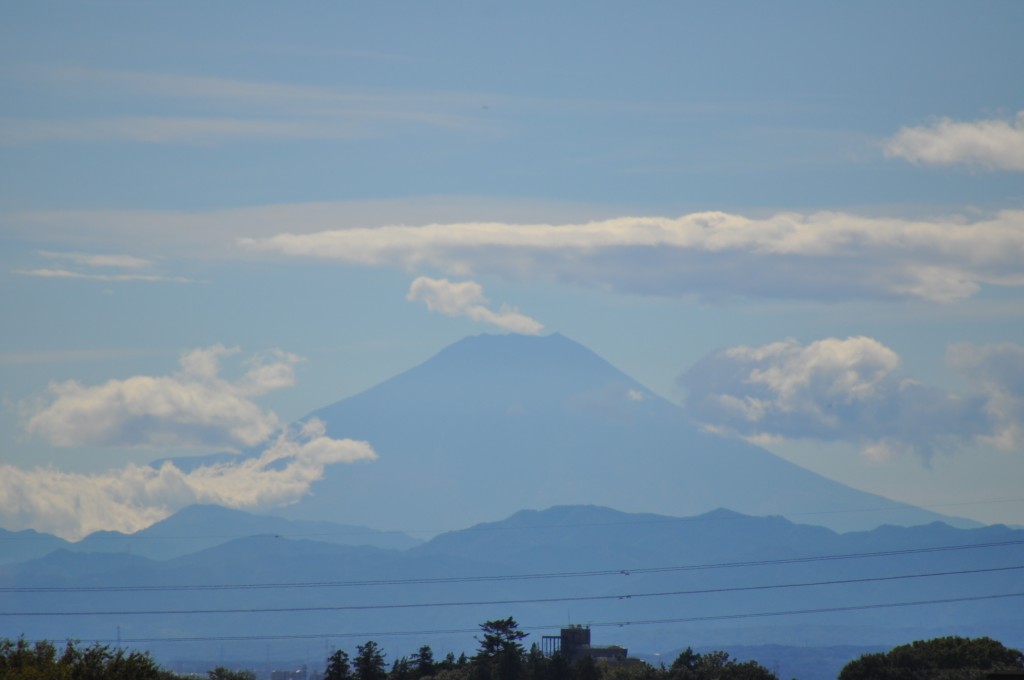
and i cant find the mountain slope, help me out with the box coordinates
[74,504,422,558]
[0,506,420,564]
[278,333,966,533]
[0,527,71,565]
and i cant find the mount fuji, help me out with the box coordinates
[266,333,968,533]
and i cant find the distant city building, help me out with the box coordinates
[541,625,628,663]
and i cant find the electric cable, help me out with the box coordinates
[45,591,1024,645]
[4,538,1021,594]
[4,564,1020,617]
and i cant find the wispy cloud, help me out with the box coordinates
[15,267,193,283]
[3,65,790,147]
[36,66,417,110]
[25,345,301,449]
[885,111,1024,171]
[679,338,1023,460]
[0,419,376,540]
[0,66,495,146]
[38,250,153,269]
[15,249,192,283]
[0,347,171,366]
[406,276,543,335]
[0,116,368,145]
[4,197,607,260]
[242,209,1024,303]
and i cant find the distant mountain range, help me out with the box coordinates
[0,504,421,564]
[257,332,972,533]
[1,504,1020,680]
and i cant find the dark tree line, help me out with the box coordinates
[838,636,1024,680]
[322,618,777,680]
[0,637,172,680]
[3,625,1022,680]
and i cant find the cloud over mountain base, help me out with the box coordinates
[0,419,376,540]
[680,338,1023,460]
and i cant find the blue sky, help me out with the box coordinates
[2,1,1023,539]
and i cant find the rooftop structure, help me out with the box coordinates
[540,625,628,663]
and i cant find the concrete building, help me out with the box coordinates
[540,625,628,663]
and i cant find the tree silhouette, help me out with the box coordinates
[475,617,528,680]
[325,649,353,680]
[354,641,388,680]
[667,648,776,680]
[412,645,436,677]
[839,636,1024,680]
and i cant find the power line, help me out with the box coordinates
[5,538,1021,594]
[597,592,1024,627]
[4,564,1020,617]
[47,591,1024,645]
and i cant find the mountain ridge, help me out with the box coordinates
[0,504,421,564]
[2,503,1019,680]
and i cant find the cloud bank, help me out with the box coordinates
[885,111,1024,171]
[25,345,299,449]
[0,419,376,540]
[11,346,379,539]
[407,276,543,335]
[680,338,1022,460]
[242,210,1024,303]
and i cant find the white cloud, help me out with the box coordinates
[14,267,193,283]
[242,209,1024,303]
[38,250,153,269]
[35,66,485,122]
[406,276,543,335]
[861,440,903,464]
[12,200,1024,303]
[23,200,1024,306]
[679,337,1019,460]
[885,111,1024,171]
[947,342,1024,451]
[0,418,376,540]
[726,337,900,408]
[0,116,368,145]
[3,64,725,147]
[24,345,301,449]
[237,349,306,397]
[6,197,599,259]
[0,66,495,146]
[15,249,191,283]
